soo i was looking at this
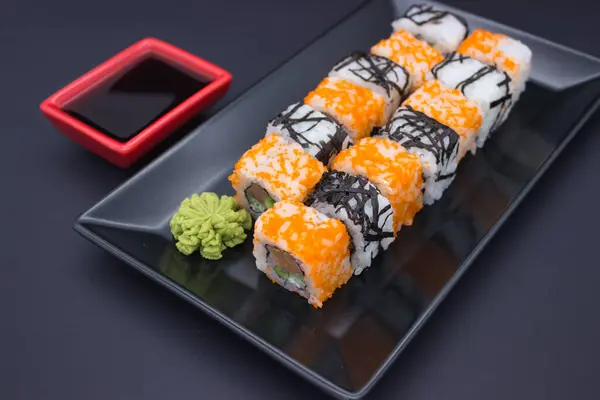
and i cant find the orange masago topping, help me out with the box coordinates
[228,133,327,208]
[458,29,519,78]
[404,80,482,160]
[254,201,353,308]
[304,77,386,142]
[331,137,423,232]
[371,29,443,92]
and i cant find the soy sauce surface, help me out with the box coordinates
[63,57,211,142]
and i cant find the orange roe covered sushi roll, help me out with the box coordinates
[404,80,483,160]
[370,29,444,93]
[253,201,353,308]
[304,77,387,142]
[330,137,424,232]
[229,133,327,218]
[457,29,532,99]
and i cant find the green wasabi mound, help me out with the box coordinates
[170,192,252,260]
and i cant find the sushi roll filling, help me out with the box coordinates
[245,184,275,214]
[267,246,306,289]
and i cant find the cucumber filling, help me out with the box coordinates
[273,265,306,289]
[247,195,275,213]
[267,245,306,290]
[264,196,275,209]
[247,195,265,213]
[245,184,275,214]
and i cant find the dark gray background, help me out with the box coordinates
[3,0,600,399]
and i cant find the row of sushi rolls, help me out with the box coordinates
[183,4,533,308]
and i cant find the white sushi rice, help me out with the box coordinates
[377,106,460,205]
[265,102,351,166]
[328,52,409,123]
[392,4,468,54]
[459,31,532,102]
[496,36,532,100]
[306,172,395,274]
[429,52,513,147]
[417,149,455,204]
[403,79,483,161]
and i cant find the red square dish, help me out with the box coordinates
[40,37,232,168]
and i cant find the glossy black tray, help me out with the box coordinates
[73,0,600,398]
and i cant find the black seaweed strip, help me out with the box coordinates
[403,4,469,38]
[405,4,447,25]
[333,51,408,98]
[490,72,514,131]
[430,52,471,77]
[305,171,394,255]
[432,53,514,132]
[377,106,459,181]
[269,103,348,164]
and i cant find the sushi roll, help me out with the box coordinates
[305,171,395,275]
[253,201,353,308]
[375,105,460,205]
[304,77,387,142]
[266,102,351,166]
[429,52,513,147]
[330,136,424,232]
[403,79,482,160]
[328,51,410,122]
[370,29,444,93]
[391,3,469,54]
[228,133,327,218]
[457,29,532,99]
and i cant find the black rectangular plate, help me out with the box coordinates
[74,0,600,398]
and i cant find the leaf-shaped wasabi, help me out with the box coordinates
[169,192,252,259]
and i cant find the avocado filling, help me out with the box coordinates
[245,184,275,214]
[267,246,306,290]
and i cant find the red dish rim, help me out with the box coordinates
[40,37,232,166]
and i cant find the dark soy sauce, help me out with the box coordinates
[63,57,211,142]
